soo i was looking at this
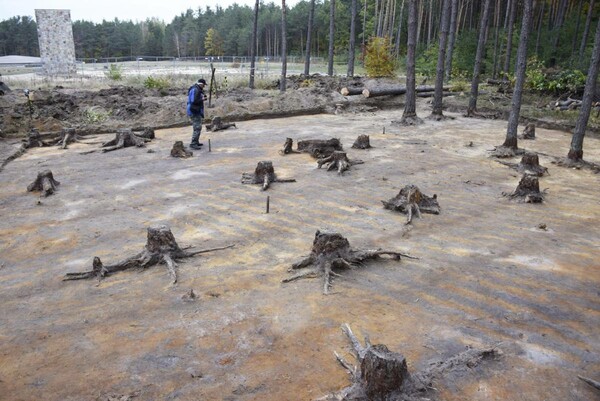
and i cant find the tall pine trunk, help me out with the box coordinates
[281,0,287,93]
[502,0,534,150]
[492,0,501,79]
[445,0,459,80]
[578,0,595,67]
[304,0,316,75]
[570,0,584,60]
[249,0,259,89]
[568,17,600,161]
[348,0,357,76]
[467,0,491,116]
[430,0,452,118]
[535,0,545,56]
[398,0,422,125]
[503,0,517,80]
[394,0,406,58]
[549,0,568,66]
[328,0,336,76]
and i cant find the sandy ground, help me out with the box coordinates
[0,106,599,401]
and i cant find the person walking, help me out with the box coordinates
[187,78,207,149]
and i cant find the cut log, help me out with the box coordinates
[352,135,371,149]
[279,138,301,155]
[520,123,535,139]
[206,116,237,132]
[23,129,49,149]
[282,230,416,295]
[170,141,193,158]
[297,138,343,158]
[27,170,60,197]
[362,85,448,98]
[101,128,150,153]
[317,151,364,175]
[504,175,545,203]
[241,161,296,191]
[382,185,440,224]
[498,152,548,176]
[63,225,234,284]
[340,87,364,96]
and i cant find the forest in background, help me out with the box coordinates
[0,0,598,79]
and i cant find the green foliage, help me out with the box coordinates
[83,107,110,123]
[105,64,123,80]
[143,75,170,90]
[415,43,438,77]
[525,57,585,94]
[365,37,396,78]
[204,28,223,56]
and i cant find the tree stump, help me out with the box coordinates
[137,127,155,139]
[520,123,535,139]
[51,128,87,149]
[23,129,49,148]
[101,128,150,152]
[382,185,440,224]
[63,225,234,284]
[498,152,548,176]
[279,138,301,155]
[241,161,296,191]
[352,134,372,149]
[27,170,60,197]
[393,114,424,126]
[317,151,364,175]
[283,230,416,295]
[505,175,545,203]
[206,116,236,131]
[171,141,193,158]
[297,138,343,158]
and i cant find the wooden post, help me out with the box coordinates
[208,65,217,107]
[383,127,386,134]
[208,139,211,152]
[266,196,270,213]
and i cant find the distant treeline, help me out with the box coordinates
[0,0,598,76]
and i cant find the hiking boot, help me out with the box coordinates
[189,144,201,150]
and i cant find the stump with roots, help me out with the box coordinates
[351,134,372,149]
[317,151,364,175]
[392,114,424,126]
[520,123,535,139]
[137,127,155,139]
[27,170,60,197]
[382,185,440,224]
[282,230,416,295]
[552,157,600,173]
[505,175,545,203]
[101,128,151,152]
[24,129,49,148]
[50,128,87,149]
[279,138,301,155]
[171,141,193,158]
[319,324,501,401]
[63,225,234,284]
[498,152,548,176]
[297,138,343,158]
[241,161,296,191]
[206,116,236,132]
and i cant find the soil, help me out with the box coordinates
[0,76,599,401]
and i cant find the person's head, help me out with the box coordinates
[197,78,207,87]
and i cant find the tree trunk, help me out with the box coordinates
[430,0,452,119]
[535,0,545,56]
[394,0,406,58]
[328,0,336,76]
[569,16,600,162]
[280,0,287,93]
[578,0,595,67]
[27,170,60,197]
[503,0,517,79]
[502,0,534,151]
[304,0,315,75]
[249,0,259,89]
[492,0,501,79]
[445,0,459,80]
[467,0,492,116]
[549,0,568,66]
[570,0,584,60]
[498,151,549,176]
[347,0,357,76]
[362,84,444,98]
[398,0,423,126]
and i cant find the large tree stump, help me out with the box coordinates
[27,170,60,197]
[171,141,193,158]
[23,129,49,149]
[382,185,440,224]
[279,138,301,155]
[297,138,343,158]
[206,116,237,131]
[351,134,372,149]
[498,152,548,176]
[137,127,155,139]
[283,230,416,295]
[50,128,87,149]
[505,175,545,203]
[63,225,234,284]
[241,161,296,191]
[317,151,364,175]
[101,128,150,152]
[520,123,535,139]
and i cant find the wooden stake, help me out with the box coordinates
[266,196,270,213]
[208,138,211,152]
[383,127,386,134]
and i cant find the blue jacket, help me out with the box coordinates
[187,84,205,117]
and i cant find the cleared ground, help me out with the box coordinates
[0,108,599,401]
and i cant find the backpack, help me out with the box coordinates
[188,84,204,114]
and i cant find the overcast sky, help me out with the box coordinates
[1,0,301,23]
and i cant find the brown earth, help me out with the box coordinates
[0,78,599,401]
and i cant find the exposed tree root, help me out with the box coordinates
[317,151,364,175]
[519,123,535,139]
[318,324,501,401]
[27,170,60,197]
[497,152,548,176]
[50,128,90,149]
[552,157,600,173]
[283,230,416,295]
[206,116,236,131]
[464,109,501,119]
[23,129,50,149]
[297,138,343,158]
[171,141,193,158]
[63,225,234,284]
[351,135,372,149]
[489,145,526,158]
[101,128,151,153]
[382,185,440,224]
[504,175,546,203]
[392,115,424,126]
[578,376,600,391]
[279,138,301,155]
[241,161,296,190]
